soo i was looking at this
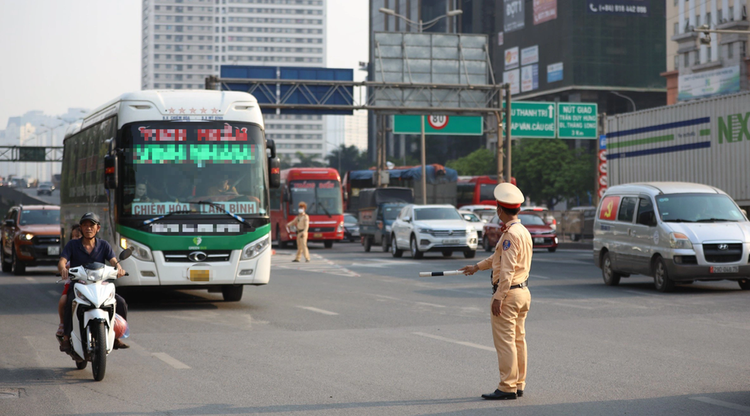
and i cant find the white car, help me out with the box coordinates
[390,204,478,259]
[459,210,485,240]
[460,204,497,221]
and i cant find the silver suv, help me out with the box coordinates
[390,204,478,259]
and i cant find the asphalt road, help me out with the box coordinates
[1,240,749,416]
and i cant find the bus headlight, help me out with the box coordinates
[241,235,270,260]
[337,223,344,232]
[120,237,154,262]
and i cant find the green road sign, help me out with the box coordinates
[19,147,46,162]
[557,103,598,139]
[506,102,556,138]
[392,115,483,135]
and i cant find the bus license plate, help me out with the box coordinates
[190,269,210,282]
[48,246,60,255]
[442,239,460,244]
[710,266,738,274]
[314,233,323,238]
[533,238,544,244]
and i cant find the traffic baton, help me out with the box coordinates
[419,270,464,277]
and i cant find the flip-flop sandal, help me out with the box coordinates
[55,323,64,337]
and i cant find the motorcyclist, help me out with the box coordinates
[58,212,129,352]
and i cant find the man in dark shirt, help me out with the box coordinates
[58,212,128,351]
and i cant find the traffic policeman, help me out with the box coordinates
[287,201,310,262]
[460,183,533,400]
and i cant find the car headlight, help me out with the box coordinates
[241,235,270,260]
[669,232,693,249]
[21,233,34,241]
[466,227,476,235]
[385,225,392,232]
[120,237,154,262]
[417,228,433,235]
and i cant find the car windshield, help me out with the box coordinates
[656,193,744,222]
[289,180,343,215]
[461,213,481,222]
[344,215,357,225]
[120,121,268,217]
[476,209,496,220]
[519,214,546,226]
[20,209,60,225]
[382,205,401,220]
[414,207,462,221]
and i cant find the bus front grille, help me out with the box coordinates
[162,250,232,263]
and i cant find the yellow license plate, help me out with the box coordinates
[314,233,323,238]
[190,270,210,282]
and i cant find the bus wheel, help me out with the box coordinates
[222,285,243,302]
[276,226,287,249]
[324,241,333,249]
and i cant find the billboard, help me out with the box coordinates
[505,47,519,69]
[521,46,539,65]
[586,0,649,16]
[678,66,741,101]
[504,69,520,95]
[521,65,539,92]
[533,0,557,24]
[547,62,563,83]
[372,32,489,109]
[504,0,525,32]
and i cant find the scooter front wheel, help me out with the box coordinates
[90,321,107,381]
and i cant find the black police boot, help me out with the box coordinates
[517,389,524,397]
[481,389,517,400]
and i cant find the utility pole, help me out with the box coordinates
[504,83,512,183]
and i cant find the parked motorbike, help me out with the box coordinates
[56,249,131,381]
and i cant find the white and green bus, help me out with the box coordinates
[61,90,280,301]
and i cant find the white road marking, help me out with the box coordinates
[25,277,35,282]
[48,290,60,297]
[296,306,339,316]
[373,294,401,301]
[153,352,191,369]
[415,302,446,308]
[530,274,550,279]
[690,396,750,412]
[413,332,495,352]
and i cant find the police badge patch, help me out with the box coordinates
[502,240,511,251]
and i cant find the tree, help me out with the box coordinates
[511,139,595,208]
[445,148,496,176]
[292,151,326,167]
[325,144,369,174]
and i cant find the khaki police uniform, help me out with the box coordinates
[475,184,533,394]
[287,213,310,261]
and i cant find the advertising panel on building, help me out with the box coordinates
[533,0,558,24]
[504,0,525,32]
[586,0,649,16]
[677,66,741,101]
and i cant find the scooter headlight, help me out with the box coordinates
[74,288,90,304]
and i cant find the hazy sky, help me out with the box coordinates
[0,0,369,129]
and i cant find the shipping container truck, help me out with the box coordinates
[606,91,750,209]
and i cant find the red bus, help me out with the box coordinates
[270,168,344,248]
[456,176,517,208]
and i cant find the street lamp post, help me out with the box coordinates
[378,7,463,204]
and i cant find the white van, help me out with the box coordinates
[594,182,750,292]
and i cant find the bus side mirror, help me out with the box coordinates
[104,154,118,189]
[269,157,280,189]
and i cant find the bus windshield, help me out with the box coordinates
[121,121,268,217]
[289,180,343,215]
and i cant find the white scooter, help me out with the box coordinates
[56,249,131,381]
